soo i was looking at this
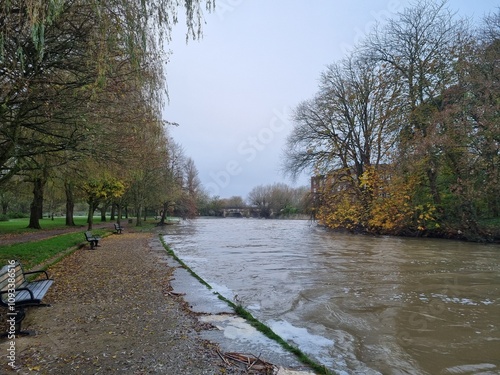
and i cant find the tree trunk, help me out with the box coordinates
[65,181,76,226]
[28,177,45,229]
[87,200,95,230]
[488,190,500,218]
[100,203,108,222]
[158,202,168,225]
[136,204,143,226]
[110,203,116,220]
[426,167,441,207]
[116,203,122,225]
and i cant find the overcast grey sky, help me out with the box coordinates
[164,0,497,200]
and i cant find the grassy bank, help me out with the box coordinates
[160,236,335,375]
[0,217,93,234]
[0,229,109,270]
[0,216,163,235]
[0,216,163,270]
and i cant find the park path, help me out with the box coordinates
[0,230,241,374]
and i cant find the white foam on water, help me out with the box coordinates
[267,320,338,369]
[247,303,261,311]
[209,281,236,301]
[199,314,287,351]
[444,363,498,374]
[199,315,331,374]
[275,367,316,375]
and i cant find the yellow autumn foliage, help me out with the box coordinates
[367,172,439,234]
[315,166,440,234]
[317,193,363,230]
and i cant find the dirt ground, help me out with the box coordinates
[0,229,252,374]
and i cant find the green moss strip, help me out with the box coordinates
[160,236,336,375]
[160,236,212,290]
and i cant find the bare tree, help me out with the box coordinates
[361,0,470,205]
[156,137,186,224]
[180,157,202,218]
[185,158,201,197]
[248,185,272,217]
[222,196,246,208]
[283,54,401,200]
[248,183,308,217]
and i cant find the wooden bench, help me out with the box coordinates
[84,231,101,249]
[114,222,124,234]
[0,260,54,335]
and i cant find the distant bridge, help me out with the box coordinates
[221,206,262,218]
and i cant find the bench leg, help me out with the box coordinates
[14,309,34,336]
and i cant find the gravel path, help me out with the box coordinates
[0,231,247,374]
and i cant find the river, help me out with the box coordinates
[162,218,500,374]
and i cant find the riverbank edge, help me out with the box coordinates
[312,221,500,244]
[159,235,335,375]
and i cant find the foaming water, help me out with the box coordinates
[163,218,500,374]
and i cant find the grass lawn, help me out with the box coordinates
[0,229,108,270]
[0,216,93,235]
[0,216,160,269]
[0,217,112,269]
[0,216,162,235]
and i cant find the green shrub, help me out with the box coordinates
[8,212,28,219]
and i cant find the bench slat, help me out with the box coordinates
[1,261,54,334]
[0,261,53,308]
[14,280,54,304]
[26,280,54,299]
[0,263,24,291]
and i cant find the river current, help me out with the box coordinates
[162,218,500,374]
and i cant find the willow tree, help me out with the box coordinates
[0,0,214,185]
[1,0,213,228]
[0,2,97,188]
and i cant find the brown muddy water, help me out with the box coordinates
[163,218,500,375]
